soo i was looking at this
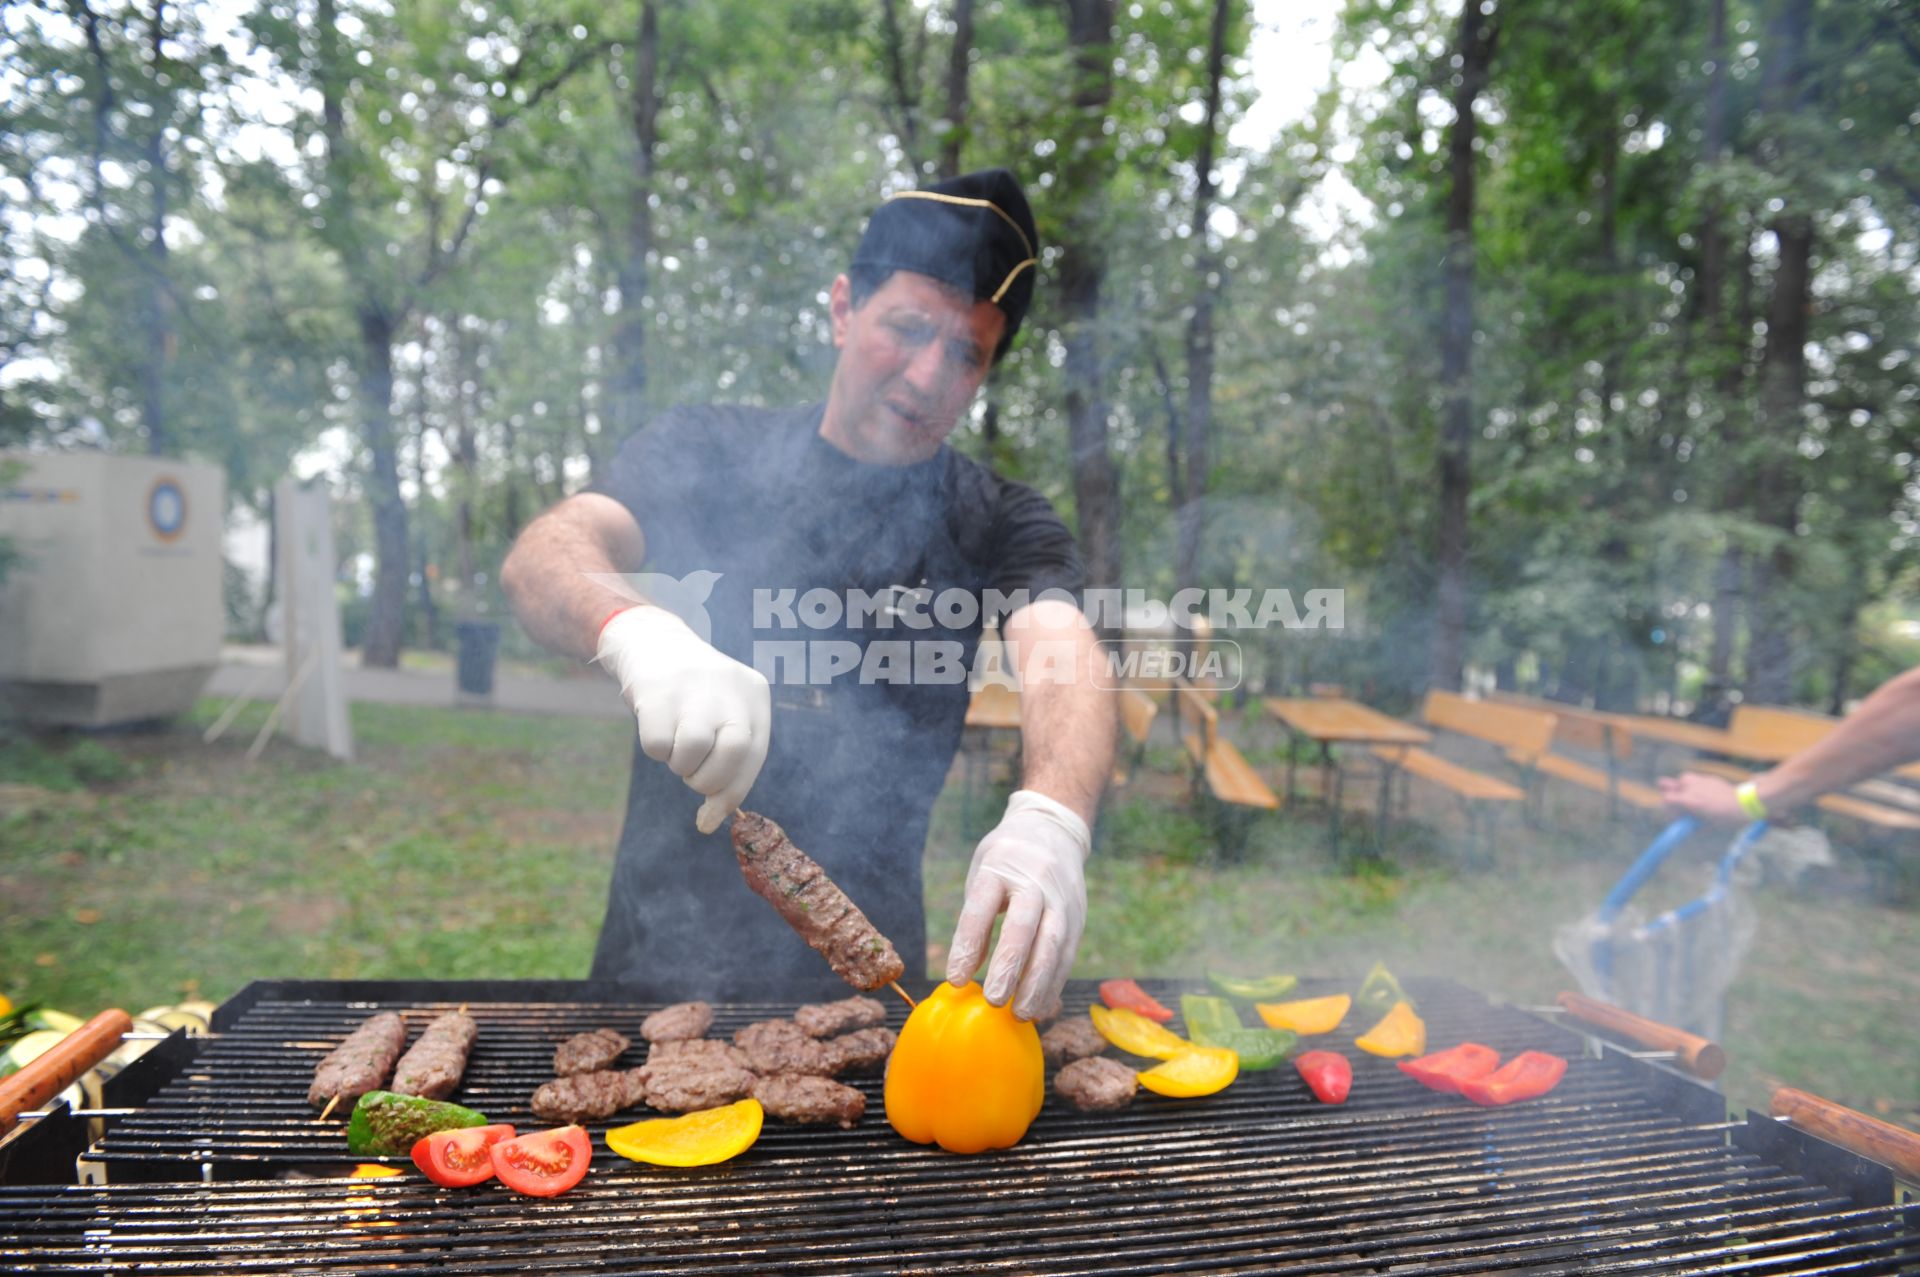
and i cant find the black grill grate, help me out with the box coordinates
[3,977,1916,1274]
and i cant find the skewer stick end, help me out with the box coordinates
[317,1094,341,1123]
[888,981,917,1010]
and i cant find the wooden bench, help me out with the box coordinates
[1374,690,1548,860]
[1174,679,1278,855]
[1489,691,1665,820]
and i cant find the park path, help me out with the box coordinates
[205,644,628,721]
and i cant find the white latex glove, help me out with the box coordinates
[596,605,771,835]
[946,789,1091,1021]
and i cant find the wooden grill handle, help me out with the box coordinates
[0,1008,134,1136]
[1554,991,1726,1080]
[1772,1087,1920,1184]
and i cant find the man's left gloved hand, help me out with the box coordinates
[945,789,1091,1022]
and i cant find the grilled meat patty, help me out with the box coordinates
[554,1027,631,1077]
[1040,1014,1109,1067]
[389,1010,477,1100]
[731,811,905,991]
[794,995,887,1039]
[636,1054,758,1114]
[640,1001,713,1043]
[1054,1056,1138,1113]
[530,1069,647,1124]
[751,1074,866,1128]
[308,1012,408,1108]
[825,1026,896,1074]
[733,1019,842,1077]
[645,1037,755,1072]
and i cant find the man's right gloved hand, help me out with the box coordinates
[595,605,771,835]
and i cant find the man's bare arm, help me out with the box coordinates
[1661,665,1920,820]
[1003,598,1117,828]
[500,493,647,661]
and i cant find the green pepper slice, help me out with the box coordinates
[1356,961,1413,1014]
[346,1090,489,1156]
[1181,995,1297,1071]
[1206,971,1299,1002]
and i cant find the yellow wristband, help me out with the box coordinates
[1734,780,1769,822]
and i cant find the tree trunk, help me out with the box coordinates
[410,389,441,651]
[1706,545,1742,712]
[1059,0,1121,611]
[1743,0,1815,706]
[606,1,660,447]
[1175,0,1232,596]
[877,0,925,175]
[1429,0,1501,692]
[141,1,172,455]
[357,306,409,667]
[938,0,975,177]
[1744,211,1811,704]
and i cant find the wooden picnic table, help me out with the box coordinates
[1264,697,1433,852]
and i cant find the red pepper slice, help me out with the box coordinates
[1399,1042,1502,1095]
[1293,1050,1352,1104]
[1099,979,1174,1024]
[1458,1050,1568,1106]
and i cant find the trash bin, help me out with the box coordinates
[455,621,501,698]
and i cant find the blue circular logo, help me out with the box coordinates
[149,479,186,541]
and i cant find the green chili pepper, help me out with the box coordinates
[346,1090,488,1156]
[1205,971,1299,1002]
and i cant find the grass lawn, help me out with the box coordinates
[3,699,1915,1128]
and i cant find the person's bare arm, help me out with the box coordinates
[1003,598,1117,826]
[500,493,647,661]
[1660,665,1920,821]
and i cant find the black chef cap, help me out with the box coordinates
[850,168,1038,360]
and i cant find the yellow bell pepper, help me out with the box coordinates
[1136,1046,1239,1098]
[884,981,1044,1154]
[607,1098,764,1167]
[1355,1000,1426,1058]
[1255,994,1351,1036]
[1088,1004,1192,1061]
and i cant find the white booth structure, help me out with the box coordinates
[0,451,225,726]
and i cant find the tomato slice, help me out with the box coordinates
[490,1125,591,1197]
[1458,1051,1567,1107]
[1399,1043,1502,1095]
[1099,979,1174,1023]
[411,1123,515,1188]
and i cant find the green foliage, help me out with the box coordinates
[0,0,1912,702]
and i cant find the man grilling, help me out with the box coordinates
[501,169,1116,1021]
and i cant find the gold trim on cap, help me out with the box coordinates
[988,257,1036,304]
[881,190,1038,305]
[883,189,1035,257]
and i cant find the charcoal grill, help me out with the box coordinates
[3,977,1916,1273]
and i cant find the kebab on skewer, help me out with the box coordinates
[308,1012,408,1110]
[389,1009,477,1100]
[730,810,906,993]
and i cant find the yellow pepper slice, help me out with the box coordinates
[1355,1000,1427,1058]
[607,1098,764,1167]
[1089,1004,1193,1061]
[1255,994,1351,1036]
[1136,1047,1239,1098]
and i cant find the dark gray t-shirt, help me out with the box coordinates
[582,401,1083,991]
